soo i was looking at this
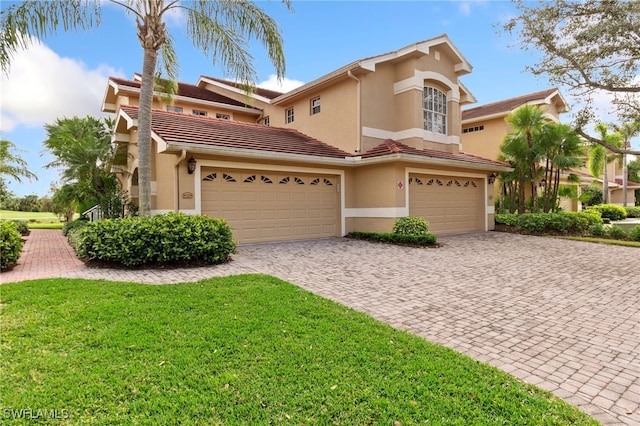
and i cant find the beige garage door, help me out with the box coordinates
[201,168,340,243]
[409,174,484,235]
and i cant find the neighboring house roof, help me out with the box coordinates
[108,77,258,109]
[198,76,284,100]
[615,178,640,188]
[462,88,569,122]
[118,105,350,159]
[361,139,510,168]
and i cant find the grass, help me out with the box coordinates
[0,275,597,425]
[0,210,62,223]
[560,236,640,247]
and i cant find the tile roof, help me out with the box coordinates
[110,77,257,109]
[361,139,510,168]
[200,76,284,100]
[120,105,350,159]
[462,88,559,121]
[615,178,640,188]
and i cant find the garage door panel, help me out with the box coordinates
[409,174,483,235]
[202,167,339,243]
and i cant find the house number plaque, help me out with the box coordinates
[182,192,193,199]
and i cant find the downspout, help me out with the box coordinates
[175,149,187,212]
[347,70,362,153]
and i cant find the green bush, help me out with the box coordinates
[606,225,628,239]
[585,204,627,221]
[516,214,551,232]
[625,206,640,218]
[8,220,29,236]
[393,216,429,235]
[62,219,90,236]
[495,213,518,226]
[629,225,640,242]
[0,221,24,271]
[347,231,437,246]
[588,223,607,237]
[76,212,236,267]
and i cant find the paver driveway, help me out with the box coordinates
[4,231,640,425]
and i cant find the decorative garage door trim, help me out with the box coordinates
[405,168,488,234]
[194,160,346,239]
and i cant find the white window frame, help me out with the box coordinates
[216,113,230,120]
[192,109,207,116]
[310,97,321,115]
[285,107,294,124]
[166,105,183,113]
[262,117,270,126]
[423,87,447,135]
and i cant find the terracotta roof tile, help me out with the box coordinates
[462,88,559,121]
[110,77,257,109]
[361,139,510,168]
[200,76,284,99]
[120,105,350,159]
[615,178,640,188]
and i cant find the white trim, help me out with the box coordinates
[194,161,346,237]
[344,207,409,218]
[487,205,495,215]
[362,127,460,145]
[394,71,461,102]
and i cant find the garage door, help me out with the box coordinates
[201,168,340,243]
[409,174,484,234]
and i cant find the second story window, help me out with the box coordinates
[216,113,231,120]
[310,97,321,115]
[262,117,270,126]
[192,110,207,116]
[423,87,447,134]
[285,107,294,124]
[166,105,183,113]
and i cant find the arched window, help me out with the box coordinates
[423,87,447,134]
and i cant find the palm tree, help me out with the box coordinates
[0,139,37,184]
[1,0,291,215]
[43,116,127,215]
[538,122,584,212]
[588,124,623,204]
[615,121,640,207]
[502,105,546,213]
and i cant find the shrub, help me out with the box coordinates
[495,213,518,226]
[62,219,90,236]
[585,204,627,221]
[76,212,236,267]
[588,223,606,237]
[606,225,627,240]
[516,213,550,232]
[629,225,640,242]
[0,221,24,271]
[3,219,29,236]
[580,185,603,207]
[63,220,90,251]
[393,216,429,235]
[625,206,640,218]
[347,231,437,246]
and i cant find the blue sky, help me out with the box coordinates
[1,0,637,197]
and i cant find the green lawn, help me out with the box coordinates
[0,275,596,425]
[0,210,62,223]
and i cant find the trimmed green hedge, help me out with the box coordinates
[496,212,602,235]
[626,206,640,218]
[0,221,24,271]
[347,231,437,246]
[585,204,627,221]
[76,213,236,267]
[630,225,640,242]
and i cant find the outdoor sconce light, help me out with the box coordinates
[539,178,546,188]
[488,173,497,184]
[187,156,197,174]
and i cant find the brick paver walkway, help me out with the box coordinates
[1,230,638,425]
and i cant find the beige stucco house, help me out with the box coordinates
[103,34,512,244]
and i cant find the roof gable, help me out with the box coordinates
[462,88,569,122]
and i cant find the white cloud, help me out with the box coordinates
[258,75,304,93]
[458,2,472,16]
[0,40,122,133]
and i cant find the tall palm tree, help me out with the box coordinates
[615,121,640,206]
[1,0,291,215]
[538,122,584,212]
[588,124,623,204]
[502,105,546,213]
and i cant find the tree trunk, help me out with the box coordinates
[137,49,157,216]
[603,160,609,204]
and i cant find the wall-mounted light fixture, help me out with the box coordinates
[539,178,546,188]
[488,172,498,184]
[187,156,197,174]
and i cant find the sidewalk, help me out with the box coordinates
[0,229,86,284]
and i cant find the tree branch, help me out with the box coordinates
[576,128,640,155]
